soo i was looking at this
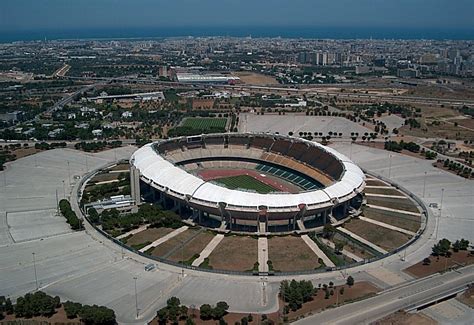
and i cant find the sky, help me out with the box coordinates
[0,0,473,32]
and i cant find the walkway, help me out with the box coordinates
[338,227,388,255]
[366,204,421,217]
[139,226,189,253]
[116,224,149,240]
[258,237,269,273]
[192,234,224,267]
[359,216,416,236]
[301,235,335,267]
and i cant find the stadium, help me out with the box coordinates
[130,133,366,233]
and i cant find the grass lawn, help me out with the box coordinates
[126,227,174,246]
[268,236,320,271]
[207,235,258,271]
[167,231,215,263]
[362,207,421,233]
[367,197,420,213]
[364,187,404,196]
[182,117,227,130]
[344,219,412,252]
[214,174,277,193]
[151,228,201,258]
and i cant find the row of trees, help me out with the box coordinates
[384,140,420,153]
[432,238,470,257]
[156,297,229,324]
[0,292,115,324]
[74,140,122,152]
[442,159,473,178]
[59,199,83,230]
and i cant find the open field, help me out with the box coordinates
[362,207,421,233]
[207,235,258,271]
[125,227,174,246]
[366,197,420,213]
[214,174,278,194]
[233,71,279,85]
[286,282,380,321]
[401,120,474,141]
[182,117,227,130]
[268,236,321,272]
[167,231,215,263]
[404,251,474,278]
[150,228,201,258]
[343,219,412,252]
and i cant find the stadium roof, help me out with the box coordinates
[131,136,365,212]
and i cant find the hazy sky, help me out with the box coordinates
[1,0,473,31]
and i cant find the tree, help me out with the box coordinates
[335,242,345,254]
[423,258,431,265]
[213,301,229,319]
[346,276,354,287]
[200,304,213,320]
[322,224,336,239]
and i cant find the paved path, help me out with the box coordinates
[365,193,407,199]
[338,227,388,255]
[296,219,306,231]
[301,235,336,267]
[359,216,416,236]
[139,226,189,253]
[320,237,364,262]
[366,204,421,216]
[258,237,269,273]
[116,224,149,240]
[192,234,224,267]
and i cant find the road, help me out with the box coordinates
[296,264,474,324]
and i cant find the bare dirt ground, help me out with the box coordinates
[362,207,421,233]
[207,235,258,271]
[2,305,81,324]
[9,147,42,159]
[374,310,437,325]
[233,71,279,85]
[343,219,412,252]
[167,231,215,262]
[457,286,474,308]
[151,228,201,258]
[404,251,474,278]
[364,187,405,196]
[149,309,280,325]
[451,118,474,130]
[268,236,321,272]
[109,163,130,171]
[366,179,389,186]
[286,282,380,321]
[406,83,474,100]
[366,197,420,213]
[126,227,174,246]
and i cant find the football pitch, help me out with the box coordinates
[182,117,227,130]
[213,175,278,194]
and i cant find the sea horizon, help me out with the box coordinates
[1,26,474,43]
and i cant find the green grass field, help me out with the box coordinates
[182,117,227,130]
[214,175,277,194]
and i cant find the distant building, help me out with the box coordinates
[176,72,240,84]
[397,68,420,78]
[0,110,24,122]
[159,66,168,78]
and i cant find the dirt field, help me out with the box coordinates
[151,228,201,258]
[233,71,279,85]
[367,197,420,213]
[268,236,320,272]
[9,147,42,159]
[457,286,474,308]
[207,235,258,271]
[400,121,474,141]
[451,118,474,130]
[90,172,122,183]
[286,282,380,321]
[343,219,412,252]
[363,207,421,233]
[366,179,389,186]
[149,309,280,325]
[109,163,130,171]
[2,305,81,324]
[365,187,405,196]
[404,251,474,278]
[374,310,437,325]
[126,227,174,246]
[167,231,215,262]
